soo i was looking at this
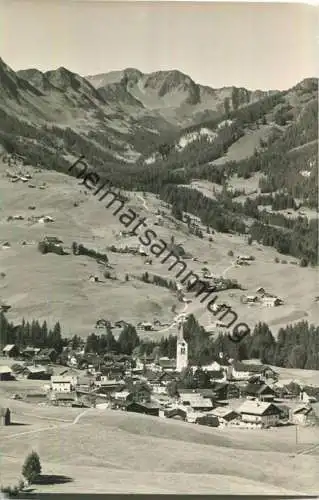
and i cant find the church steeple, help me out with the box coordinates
[176,317,188,372]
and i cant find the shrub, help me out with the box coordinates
[227,250,234,257]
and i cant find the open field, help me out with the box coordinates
[0,397,318,494]
[0,159,318,338]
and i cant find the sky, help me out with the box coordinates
[1,1,317,90]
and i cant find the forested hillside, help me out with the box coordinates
[0,57,317,264]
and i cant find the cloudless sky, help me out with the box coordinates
[1,1,317,90]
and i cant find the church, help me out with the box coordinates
[176,320,188,372]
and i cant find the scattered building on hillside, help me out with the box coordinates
[2,344,20,358]
[262,297,283,307]
[238,401,281,428]
[0,407,11,426]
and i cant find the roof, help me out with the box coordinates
[293,405,312,415]
[245,383,274,395]
[0,366,12,374]
[233,362,267,373]
[51,376,75,383]
[238,400,280,416]
[158,359,176,369]
[209,407,238,418]
[3,344,17,352]
[24,365,46,373]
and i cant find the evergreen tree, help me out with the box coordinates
[22,451,42,484]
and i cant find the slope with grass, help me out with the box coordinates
[0,400,318,494]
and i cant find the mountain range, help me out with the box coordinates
[1,56,308,164]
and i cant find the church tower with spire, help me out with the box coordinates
[176,318,188,372]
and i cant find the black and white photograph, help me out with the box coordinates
[0,0,318,496]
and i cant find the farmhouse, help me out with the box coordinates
[2,344,20,358]
[23,365,50,380]
[229,362,277,381]
[51,375,78,392]
[290,405,319,426]
[164,407,187,421]
[262,297,283,307]
[195,414,219,427]
[244,383,277,401]
[0,407,11,426]
[179,393,213,411]
[126,401,160,417]
[238,401,281,428]
[0,366,14,381]
[209,407,239,425]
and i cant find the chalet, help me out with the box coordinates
[23,365,50,380]
[112,389,130,404]
[208,370,225,382]
[0,407,11,426]
[299,390,317,404]
[244,383,277,401]
[164,408,187,421]
[290,405,319,426]
[195,414,219,427]
[50,392,77,407]
[229,362,277,381]
[0,366,14,381]
[245,295,259,304]
[179,393,213,412]
[238,401,281,427]
[209,407,239,425]
[158,357,176,372]
[262,297,283,307]
[211,382,240,400]
[51,375,78,392]
[0,301,11,312]
[21,347,41,359]
[141,322,153,331]
[149,371,177,393]
[126,401,160,417]
[35,348,57,363]
[196,389,215,403]
[95,377,125,393]
[2,344,20,358]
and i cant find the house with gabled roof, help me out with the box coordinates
[0,366,14,381]
[243,383,277,401]
[208,407,239,425]
[238,400,281,427]
[229,362,277,381]
[2,344,19,358]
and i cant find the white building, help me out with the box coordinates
[50,375,78,392]
[176,321,188,372]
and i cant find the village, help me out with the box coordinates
[1,321,319,431]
